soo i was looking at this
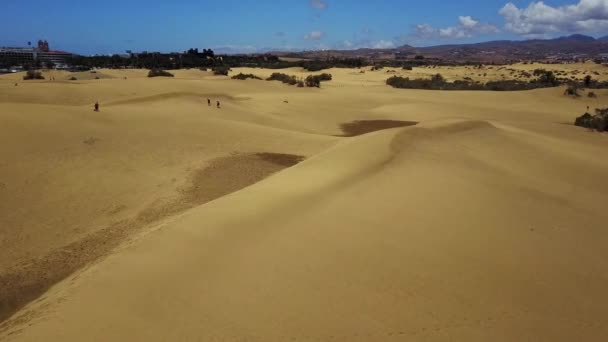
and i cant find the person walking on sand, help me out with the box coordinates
[216,100,221,109]
[94,101,99,112]
[207,98,211,106]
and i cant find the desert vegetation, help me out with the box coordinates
[266,72,298,85]
[212,66,231,76]
[575,108,608,132]
[22,70,44,80]
[147,69,174,78]
[231,73,262,80]
[580,76,608,89]
[305,73,332,87]
[564,83,581,97]
[386,73,561,91]
[266,72,332,88]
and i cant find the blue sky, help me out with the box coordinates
[2,0,607,54]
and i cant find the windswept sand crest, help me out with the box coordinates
[338,120,418,137]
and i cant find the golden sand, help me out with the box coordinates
[1,65,607,341]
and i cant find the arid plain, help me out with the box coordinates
[1,63,608,341]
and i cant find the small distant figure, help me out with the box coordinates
[283,100,289,104]
[14,83,18,86]
[207,98,211,106]
[94,101,99,112]
[216,100,221,109]
[587,105,590,113]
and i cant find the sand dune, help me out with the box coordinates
[1,66,608,341]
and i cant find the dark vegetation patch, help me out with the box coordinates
[267,72,298,85]
[267,72,332,88]
[52,50,468,72]
[22,70,44,80]
[339,120,418,137]
[231,73,262,80]
[387,71,561,91]
[564,84,581,97]
[212,66,231,76]
[575,108,608,132]
[147,69,174,77]
[304,73,332,88]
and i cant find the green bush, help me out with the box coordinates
[23,70,44,80]
[266,73,298,85]
[148,69,174,77]
[231,73,261,80]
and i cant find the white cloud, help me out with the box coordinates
[459,16,479,28]
[500,0,608,36]
[310,0,328,9]
[414,24,437,39]
[334,38,396,50]
[439,27,469,39]
[304,31,325,40]
[412,16,499,40]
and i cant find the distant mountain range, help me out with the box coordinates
[277,35,608,62]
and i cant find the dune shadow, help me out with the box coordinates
[338,120,418,137]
